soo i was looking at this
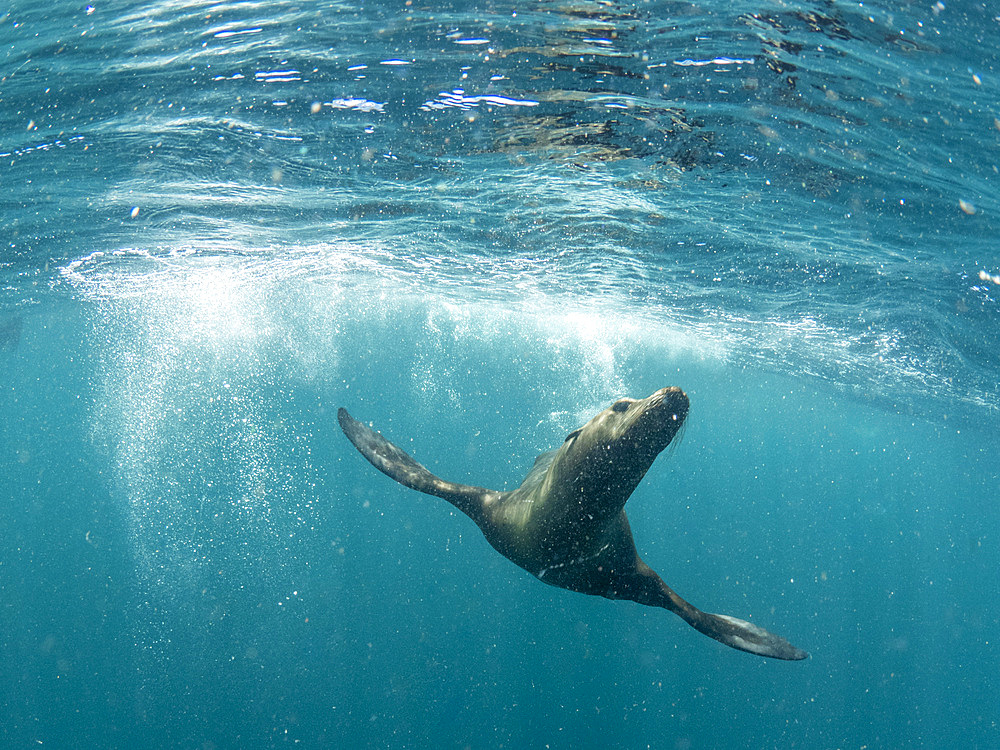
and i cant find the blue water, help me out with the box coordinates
[2,0,998,747]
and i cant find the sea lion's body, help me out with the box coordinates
[338,387,808,660]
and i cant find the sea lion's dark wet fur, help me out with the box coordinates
[338,387,807,660]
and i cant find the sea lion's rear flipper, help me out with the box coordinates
[624,564,809,661]
[338,408,500,522]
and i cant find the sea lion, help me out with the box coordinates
[338,387,808,660]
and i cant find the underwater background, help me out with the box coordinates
[2,0,998,747]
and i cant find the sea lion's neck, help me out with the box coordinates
[545,435,657,513]
[539,389,689,520]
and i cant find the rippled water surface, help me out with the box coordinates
[5,0,999,417]
[3,1,999,748]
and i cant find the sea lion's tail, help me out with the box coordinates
[338,407,501,524]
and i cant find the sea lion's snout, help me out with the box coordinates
[652,387,689,422]
[623,388,688,452]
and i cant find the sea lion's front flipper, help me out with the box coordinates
[692,612,809,661]
[623,563,808,661]
[338,408,500,522]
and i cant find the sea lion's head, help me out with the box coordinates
[550,387,689,506]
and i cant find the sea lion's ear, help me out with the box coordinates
[564,428,582,443]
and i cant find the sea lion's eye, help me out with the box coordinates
[564,429,582,442]
[611,400,631,413]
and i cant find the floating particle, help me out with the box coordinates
[758,125,780,141]
[958,199,977,215]
[130,206,140,219]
